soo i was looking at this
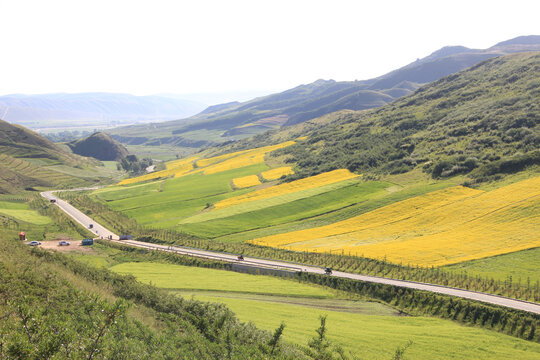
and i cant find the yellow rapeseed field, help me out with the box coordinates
[118,142,295,184]
[250,177,540,267]
[232,175,262,188]
[260,166,294,180]
[166,156,199,170]
[214,169,358,210]
[202,141,295,175]
[118,156,197,185]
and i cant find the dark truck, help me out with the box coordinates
[82,239,94,246]
[119,235,134,240]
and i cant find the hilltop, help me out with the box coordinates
[68,132,129,161]
[107,36,540,149]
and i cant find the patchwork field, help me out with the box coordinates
[110,261,540,360]
[250,177,540,267]
[117,141,295,185]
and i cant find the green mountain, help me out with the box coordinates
[108,36,540,149]
[257,52,540,181]
[68,132,129,161]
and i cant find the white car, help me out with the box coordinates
[27,241,41,246]
[58,240,70,246]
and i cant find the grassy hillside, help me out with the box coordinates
[0,120,124,193]
[68,131,129,161]
[0,205,310,359]
[276,52,539,181]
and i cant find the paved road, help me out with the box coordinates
[41,190,118,240]
[41,190,540,315]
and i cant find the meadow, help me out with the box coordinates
[109,260,540,360]
[0,200,51,225]
[444,247,540,284]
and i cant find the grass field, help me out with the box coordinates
[444,247,540,284]
[111,262,337,298]
[110,261,540,360]
[0,200,52,225]
[250,177,540,267]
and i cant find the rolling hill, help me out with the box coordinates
[68,132,129,161]
[273,52,539,181]
[107,36,540,148]
[0,119,121,193]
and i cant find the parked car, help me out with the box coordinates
[27,241,41,246]
[58,240,70,246]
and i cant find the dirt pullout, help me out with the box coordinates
[39,239,94,253]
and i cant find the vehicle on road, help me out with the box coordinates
[81,239,94,246]
[58,240,70,246]
[49,199,56,203]
[119,235,133,240]
[325,267,332,275]
[237,255,244,261]
[27,241,41,246]
[88,224,94,229]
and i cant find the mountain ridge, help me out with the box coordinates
[107,35,540,148]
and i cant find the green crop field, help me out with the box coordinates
[110,261,540,360]
[111,262,336,298]
[444,247,540,284]
[0,200,52,225]
[190,294,540,360]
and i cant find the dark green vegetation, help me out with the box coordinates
[0,119,123,193]
[68,132,129,161]
[107,36,540,149]
[272,52,539,182]
[118,154,154,175]
[55,191,540,303]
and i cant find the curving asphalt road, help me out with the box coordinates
[41,190,540,315]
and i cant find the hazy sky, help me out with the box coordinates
[1,0,538,98]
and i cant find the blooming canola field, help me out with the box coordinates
[250,177,540,267]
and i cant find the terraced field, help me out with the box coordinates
[250,177,540,267]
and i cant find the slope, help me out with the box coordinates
[277,52,539,181]
[68,132,129,161]
[107,36,540,148]
[0,119,121,193]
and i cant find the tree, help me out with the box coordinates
[306,315,333,360]
[268,322,286,355]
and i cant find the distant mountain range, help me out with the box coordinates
[107,35,540,148]
[0,93,207,131]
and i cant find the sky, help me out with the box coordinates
[0,0,539,102]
